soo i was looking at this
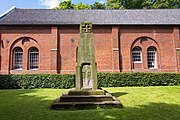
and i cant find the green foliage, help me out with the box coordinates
[150,0,180,9]
[90,2,106,9]
[74,2,90,9]
[54,0,90,10]
[0,73,180,89]
[106,0,122,9]
[54,0,179,9]
[98,72,180,87]
[54,0,74,9]
[0,74,75,89]
[123,0,145,9]
[106,0,180,9]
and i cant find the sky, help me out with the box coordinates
[0,0,106,14]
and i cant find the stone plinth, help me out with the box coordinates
[51,89,122,109]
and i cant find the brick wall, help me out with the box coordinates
[0,26,57,74]
[120,26,179,72]
[59,25,114,74]
[0,25,179,74]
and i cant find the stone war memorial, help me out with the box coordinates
[51,22,122,109]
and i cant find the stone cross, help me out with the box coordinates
[76,22,97,90]
[80,22,92,33]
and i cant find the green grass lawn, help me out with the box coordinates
[0,86,179,120]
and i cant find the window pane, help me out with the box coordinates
[13,48,23,70]
[147,47,156,68]
[29,48,39,70]
[132,47,141,62]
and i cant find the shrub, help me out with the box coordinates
[0,73,179,89]
[0,74,75,89]
[97,72,180,87]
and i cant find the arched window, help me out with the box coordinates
[147,47,156,68]
[29,47,39,70]
[132,47,142,62]
[13,47,23,70]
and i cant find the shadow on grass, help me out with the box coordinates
[96,102,180,120]
[0,89,179,120]
[111,92,128,98]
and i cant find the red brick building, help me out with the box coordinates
[0,7,179,74]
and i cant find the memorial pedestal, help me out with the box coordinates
[51,89,123,109]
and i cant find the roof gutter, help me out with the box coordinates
[0,6,16,19]
[0,24,179,26]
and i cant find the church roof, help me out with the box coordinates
[0,7,179,25]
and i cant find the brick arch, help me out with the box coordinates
[11,37,38,49]
[131,36,159,50]
[130,36,160,72]
[8,37,39,73]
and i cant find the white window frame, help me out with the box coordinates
[29,48,39,70]
[13,47,23,70]
[147,47,157,69]
[132,47,142,63]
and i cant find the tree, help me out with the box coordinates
[54,0,180,10]
[150,0,180,9]
[90,2,106,9]
[123,0,145,9]
[54,0,90,10]
[142,0,153,9]
[54,0,74,9]
[106,0,152,9]
[74,2,90,9]
[106,0,124,9]
[106,0,180,9]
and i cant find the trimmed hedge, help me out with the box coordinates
[0,74,75,89]
[0,73,180,89]
[97,72,180,87]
